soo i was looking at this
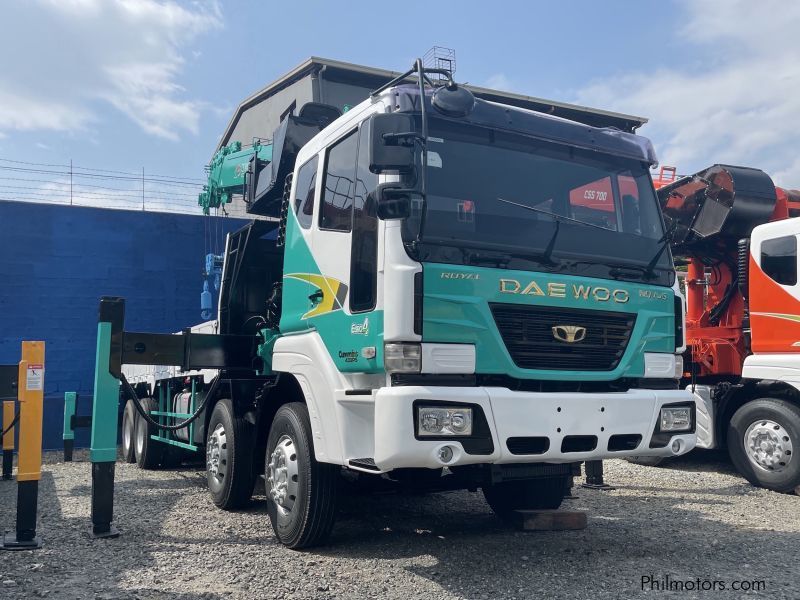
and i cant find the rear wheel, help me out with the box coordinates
[483,476,568,524]
[206,399,255,509]
[728,398,800,493]
[266,403,339,549]
[121,400,137,463]
[135,397,165,469]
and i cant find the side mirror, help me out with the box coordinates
[375,183,411,220]
[369,113,416,174]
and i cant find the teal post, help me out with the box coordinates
[90,323,119,464]
[89,298,124,539]
[63,392,76,462]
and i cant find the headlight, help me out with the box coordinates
[384,343,421,373]
[660,406,692,432]
[417,406,473,436]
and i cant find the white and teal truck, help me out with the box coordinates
[91,59,696,548]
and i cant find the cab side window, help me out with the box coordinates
[762,235,797,285]
[320,131,358,231]
[293,156,318,229]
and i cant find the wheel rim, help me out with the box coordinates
[123,411,132,452]
[267,434,299,517]
[206,423,228,493]
[744,419,794,473]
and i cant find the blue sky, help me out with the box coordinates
[2,1,799,211]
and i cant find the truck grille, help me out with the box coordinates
[489,303,636,371]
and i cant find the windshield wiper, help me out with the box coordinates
[496,196,615,233]
[643,220,679,278]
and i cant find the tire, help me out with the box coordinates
[483,476,568,524]
[728,398,800,493]
[625,456,665,467]
[135,397,165,469]
[121,400,137,463]
[266,402,339,549]
[206,399,255,509]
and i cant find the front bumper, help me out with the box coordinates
[372,386,696,471]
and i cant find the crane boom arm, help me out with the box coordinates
[198,141,272,215]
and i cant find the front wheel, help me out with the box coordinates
[266,403,339,549]
[728,398,800,493]
[483,476,568,524]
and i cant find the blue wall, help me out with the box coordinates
[0,200,249,449]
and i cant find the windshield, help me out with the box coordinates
[403,119,673,285]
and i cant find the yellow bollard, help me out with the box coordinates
[2,341,44,550]
[2,399,14,480]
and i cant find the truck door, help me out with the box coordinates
[750,229,800,353]
[279,154,319,333]
[309,124,382,372]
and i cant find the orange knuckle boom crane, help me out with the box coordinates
[656,164,800,493]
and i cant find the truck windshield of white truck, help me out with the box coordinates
[404,118,673,286]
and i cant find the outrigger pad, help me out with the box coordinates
[1,532,42,550]
[89,524,120,539]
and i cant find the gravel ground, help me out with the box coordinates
[1,450,798,600]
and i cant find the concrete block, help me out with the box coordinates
[515,509,588,531]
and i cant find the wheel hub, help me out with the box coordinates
[267,435,299,515]
[206,423,228,492]
[744,419,793,473]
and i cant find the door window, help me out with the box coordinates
[350,126,379,312]
[293,156,318,229]
[762,235,797,285]
[320,131,358,231]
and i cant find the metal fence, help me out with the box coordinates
[0,157,209,215]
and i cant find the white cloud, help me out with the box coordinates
[0,0,221,140]
[572,0,800,187]
[484,73,513,92]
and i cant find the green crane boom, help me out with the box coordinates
[197,141,273,215]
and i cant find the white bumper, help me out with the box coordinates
[372,386,696,471]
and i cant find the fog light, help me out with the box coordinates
[671,439,682,453]
[438,445,454,463]
[417,406,473,436]
[384,343,421,373]
[660,406,692,432]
